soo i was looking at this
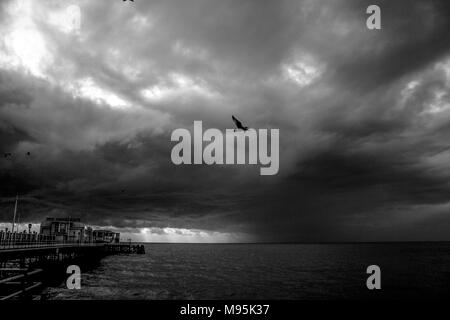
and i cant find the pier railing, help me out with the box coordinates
[0,231,101,250]
[0,231,145,253]
[0,241,104,250]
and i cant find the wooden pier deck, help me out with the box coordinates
[0,242,145,300]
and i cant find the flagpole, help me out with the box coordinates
[17,199,21,232]
[12,194,18,233]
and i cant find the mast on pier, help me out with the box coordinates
[12,194,18,233]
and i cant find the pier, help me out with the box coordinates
[0,235,145,300]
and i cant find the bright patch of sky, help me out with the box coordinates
[0,0,135,110]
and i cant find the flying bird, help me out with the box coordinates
[26,152,31,156]
[232,115,249,131]
[3,152,12,158]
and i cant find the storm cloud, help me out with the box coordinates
[1,0,450,242]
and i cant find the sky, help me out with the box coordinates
[1,0,450,242]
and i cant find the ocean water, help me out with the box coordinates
[46,243,450,299]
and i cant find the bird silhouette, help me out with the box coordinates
[232,115,249,131]
[26,152,31,156]
[3,152,12,158]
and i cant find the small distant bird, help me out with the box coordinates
[3,152,12,158]
[26,152,31,156]
[232,115,249,131]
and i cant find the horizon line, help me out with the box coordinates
[133,240,450,244]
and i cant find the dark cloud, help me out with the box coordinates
[1,0,450,241]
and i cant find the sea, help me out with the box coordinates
[45,242,450,299]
